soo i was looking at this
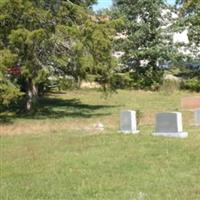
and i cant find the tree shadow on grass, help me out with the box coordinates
[0,97,117,123]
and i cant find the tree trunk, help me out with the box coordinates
[77,76,81,89]
[26,78,38,112]
[75,76,82,89]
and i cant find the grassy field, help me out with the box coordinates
[1,89,200,199]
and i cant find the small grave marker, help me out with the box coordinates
[120,110,139,134]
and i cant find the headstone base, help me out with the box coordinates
[120,130,140,134]
[153,132,188,138]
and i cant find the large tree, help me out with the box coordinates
[113,0,171,90]
[175,0,200,92]
[0,0,117,111]
[176,0,200,44]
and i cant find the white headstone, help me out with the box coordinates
[120,110,139,134]
[153,112,188,138]
[194,109,200,126]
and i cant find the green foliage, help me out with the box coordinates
[0,0,117,111]
[0,77,21,107]
[181,78,200,92]
[0,49,22,108]
[111,73,132,89]
[130,64,164,91]
[172,1,200,92]
[113,0,169,90]
[58,78,75,90]
[177,62,200,91]
[176,0,200,44]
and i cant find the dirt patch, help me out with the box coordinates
[0,118,116,136]
[0,113,156,136]
[81,81,101,89]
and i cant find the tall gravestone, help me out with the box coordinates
[153,112,188,138]
[120,110,139,134]
[194,109,200,126]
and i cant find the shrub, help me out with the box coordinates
[130,66,164,91]
[111,73,132,89]
[180,78,200,92]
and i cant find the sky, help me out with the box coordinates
[93,0,176,11]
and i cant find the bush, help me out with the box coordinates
[180,78,200,92]
[130,66,164,91]
[57,78,76,91]
[111,73,132,89]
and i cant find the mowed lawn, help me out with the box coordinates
[1,90,200,200]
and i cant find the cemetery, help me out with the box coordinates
[0,0,200,199]
[1,90,200,200]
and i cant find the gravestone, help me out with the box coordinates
[181,96,200,110]
[194,109,200,126]
[153,112,188,138]
[120,110,139,134]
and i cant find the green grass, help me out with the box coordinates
[1,89,200,199]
